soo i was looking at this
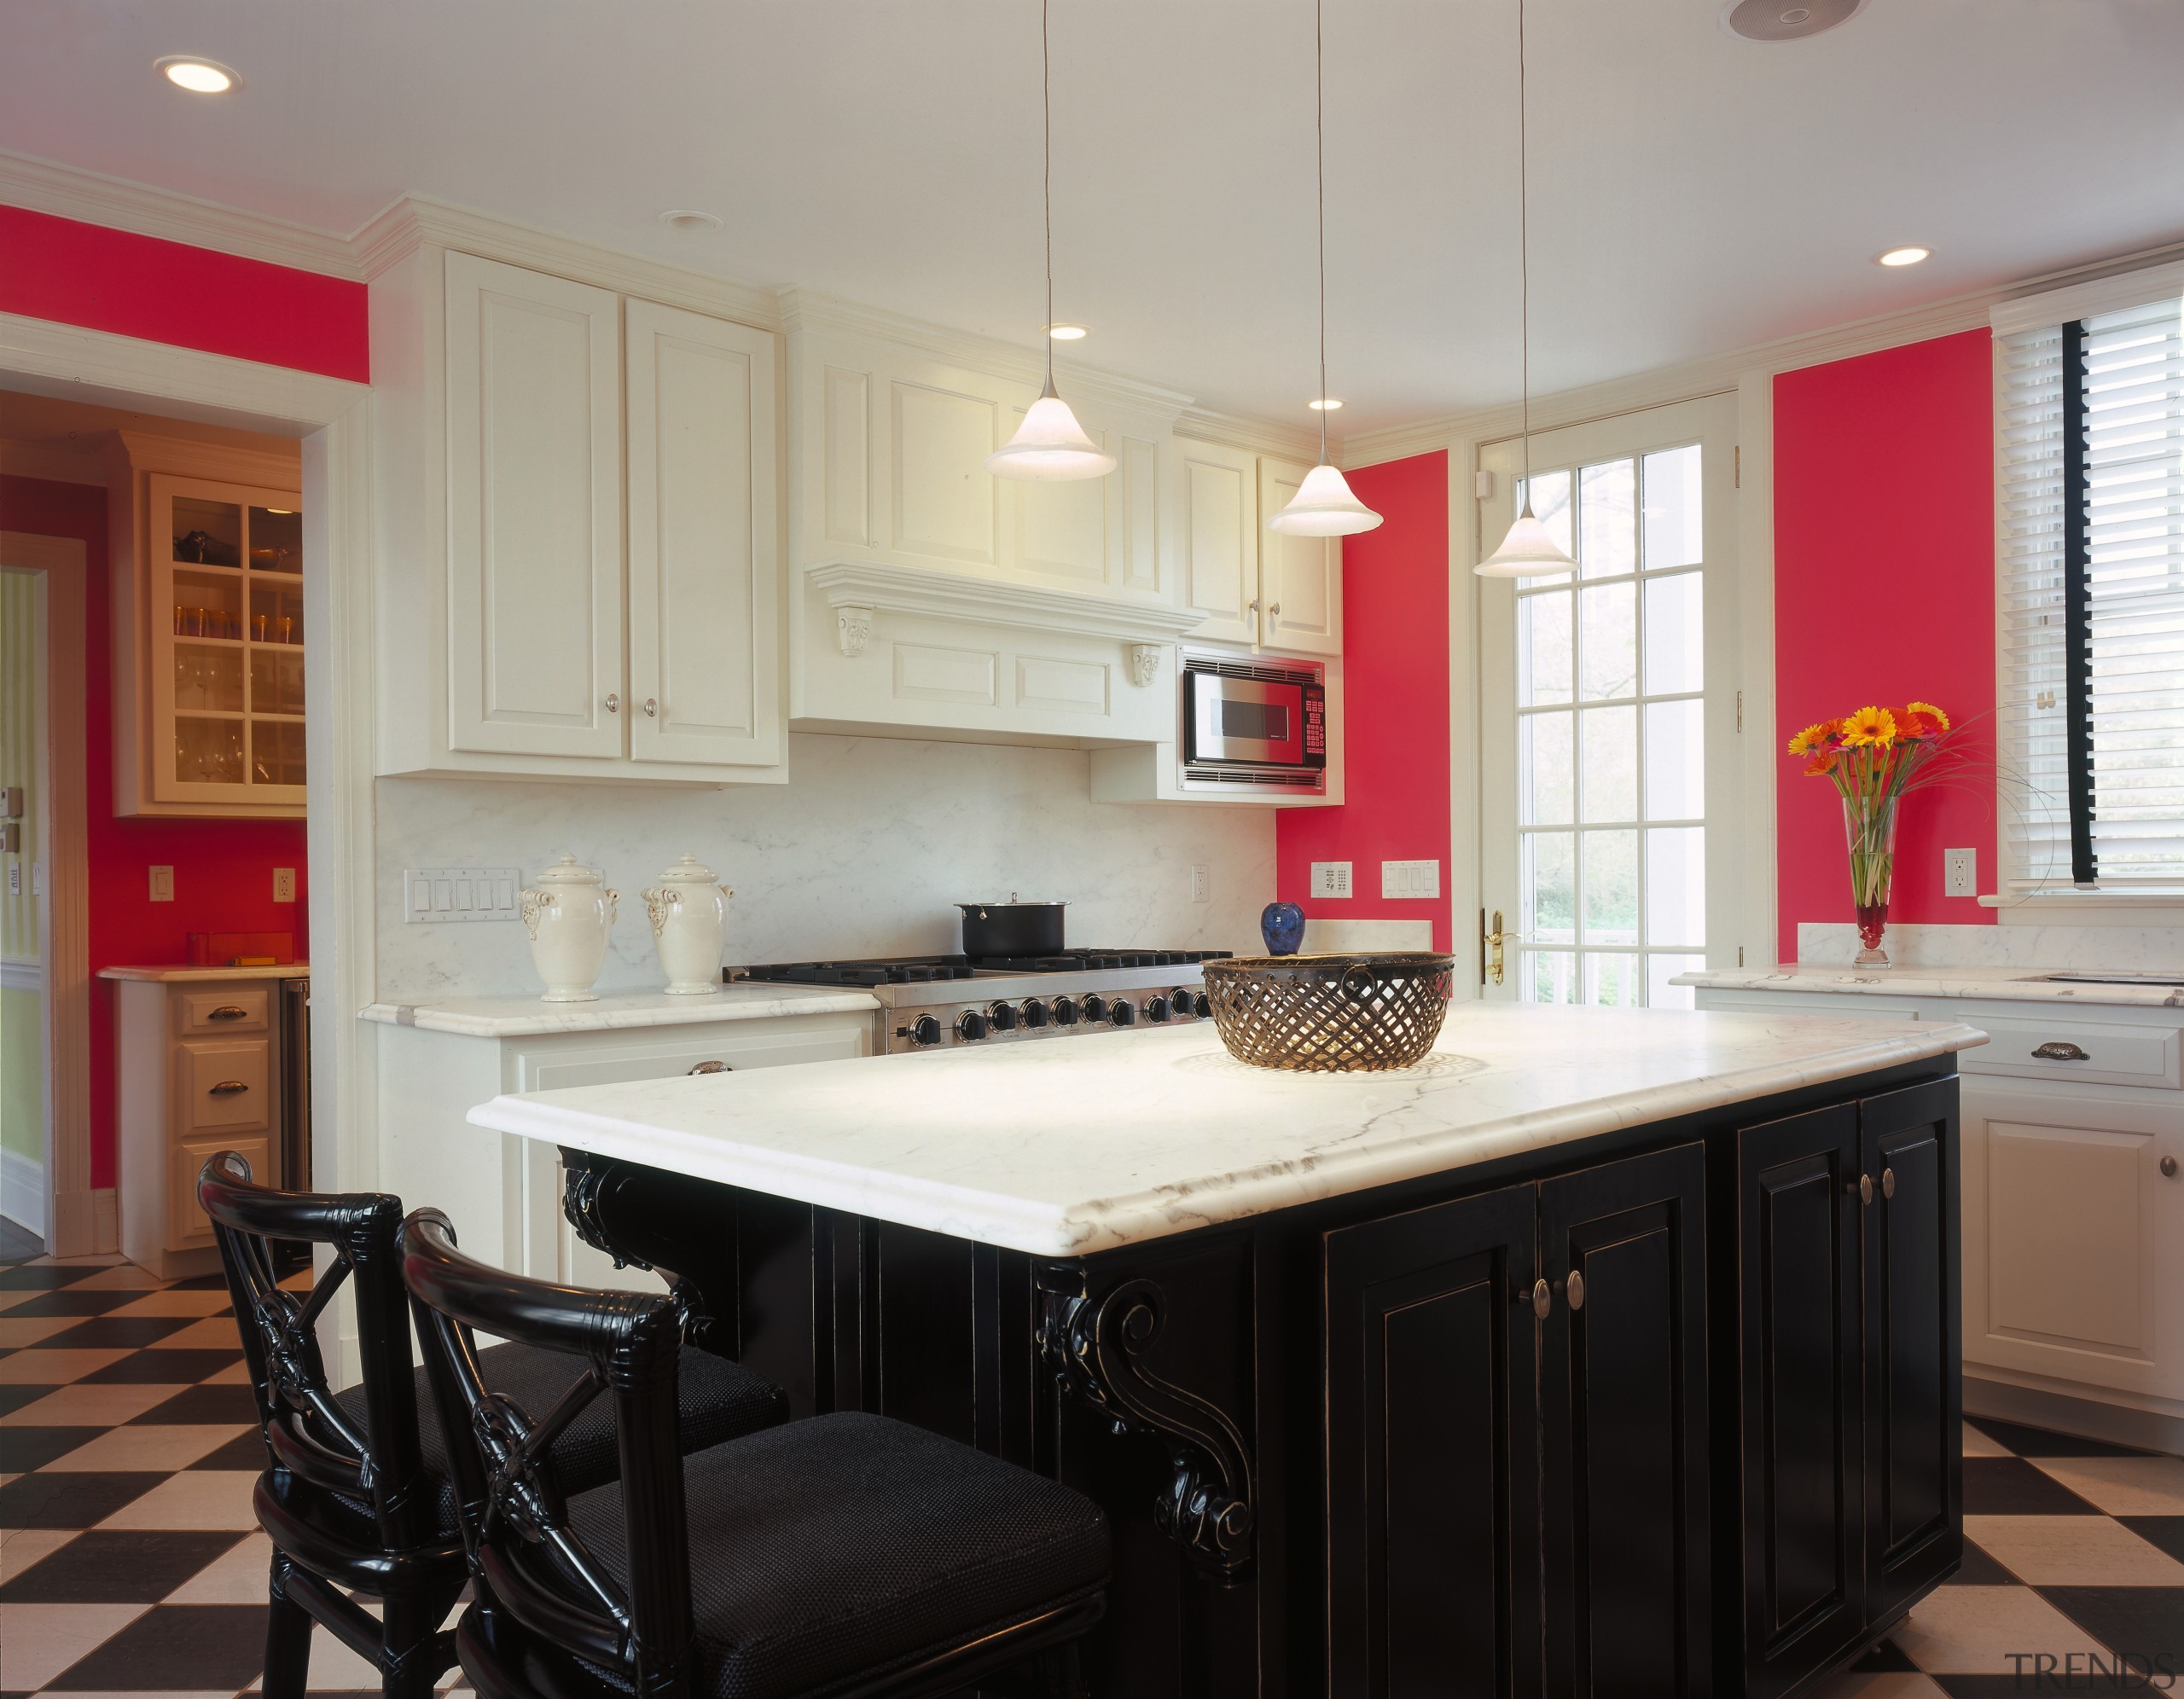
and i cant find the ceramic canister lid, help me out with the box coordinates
[656,854,723,885]
[532,853,604,886]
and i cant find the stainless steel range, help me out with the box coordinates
[735,951,1231,1054]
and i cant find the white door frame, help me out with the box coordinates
[0,311,375,1271]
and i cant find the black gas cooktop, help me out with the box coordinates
[735,950,1232,988]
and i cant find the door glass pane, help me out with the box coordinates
[250,648,306,716]
[1641,445,1703,569]
[1642,572,1703,694]
[249,580,305,647]
[250,720,306,788]
[173,644,243,713]
[1579,583,1637,700]
[1583,953,1643,1007]
[1582,829,1639,944]
[1523,832,1575,945]
[1643,699,1705,821]
[1646,827,1706,948]
[171,497,241,566]
[174,716,244,785]
[1519,712,1574,825]
[173,570,241,641]
[1579,458,1636,578]
[247,506,303,574]
[1519,589,1573,706]
[1647,954,1706,1009]
[1580,705,1637,821]
[1521,950,1577,1005]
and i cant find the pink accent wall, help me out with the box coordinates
[1773,331,1996,962]
[0,204,369,383]
[1275,452,1453,952]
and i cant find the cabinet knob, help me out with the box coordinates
[605,693,620,714]
[1881,1167,1896,1200]
[643,698,658,717]
[1854,1173,1873,1206]
[2032,1041,2089,1062]
[1563,1270,1586,1311]
[206,1005,249,1022]
[1268,601,1281,622]
[687,1060,731,1076]
[2162,1156,2179,1180]
[208,1080,249,1096]
[1530,1277,1551,1320]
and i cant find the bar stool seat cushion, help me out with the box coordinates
[561,1410,1109,1699]
[334,1341,787,1535]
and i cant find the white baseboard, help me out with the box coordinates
[50,1186,118,1258]
[0,1145,44,1238]
[1966,1374,2184,1456]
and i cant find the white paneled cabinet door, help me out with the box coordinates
[445,252,624,759]
[1178,438,1258,642]
[1258,456,1342,656]
[625,300,781,768]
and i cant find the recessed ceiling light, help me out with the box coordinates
[156,55,240,94]
[1719,0,1866,43]
[1046,324,1089,341]
[1308,397,1343,411]
[1877,246,1932,267]
[659,209,723,234]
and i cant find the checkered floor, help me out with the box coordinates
[3,1242,2181,1697]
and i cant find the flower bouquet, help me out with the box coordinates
[1786,702,1957,966]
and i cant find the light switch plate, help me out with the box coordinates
[1944,847,1977,897]
[7,863,18,897]
[405,867,525,924]
[149,865,174,902]
[273,867,297,903]
[1380,859,1442,900]
[1190,865,1211,904]
[1310,861,1353,899]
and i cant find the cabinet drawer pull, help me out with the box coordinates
[687,1060,732,1076]
[1563,1270,1586,1311]
[208,1080,250,1096]
[2032,1041,2089,1062]
[2163,1156,2179,1180]
[206,1005,250,1022]
[1530,1277,1551,1320]
[1881,1167,1896,1200]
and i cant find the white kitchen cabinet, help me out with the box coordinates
[1174,444,1341,657]
[1256,456,1342,657]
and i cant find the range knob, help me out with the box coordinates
[1081,994,1108,1023]
[1020,999,1050,1029]
[955,1009,990,1041]
[1169,987,1198,1019]
[1052,995,1080,1026]
[988,1001,1019,1033]
[909,1015,944,1047]
[1144,994,1170,1023]
[1110,999,1136,1027]
[1194,991,1213,1018]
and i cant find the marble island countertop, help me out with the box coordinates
[360,982,882,1038]
[465,1003,1986,1256]
[1676,965,2184,1009]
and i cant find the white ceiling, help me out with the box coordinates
[5,0,2181,435]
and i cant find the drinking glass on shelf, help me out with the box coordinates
[276,616,294,645]
[252,613,269,642]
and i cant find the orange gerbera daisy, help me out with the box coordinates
[1840,705,1897,747]
[1804,750,1840,776]
[1786,722,1831,756]
[1906,699,1951,732]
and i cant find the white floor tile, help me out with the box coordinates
[0,1602,148,1690]
[147,1316,248,1351]
[0,1526,77,1580]
[0,1381,190,1426]
[165,1530,275,1603]
[1961,1422,2010,1458]
[42,1423,253,1472]
[0,1313,82,1347]
[0,1346,132,1383]
[1966,1513,2184,1586]
[201,1357,254,1384]
[1805,1674,1950,1699]
[95,1469,260,1531]
[1891,1583,2112,1673]
[66,1263,171,1290]
[2030,1454,2184,1516]
[106,1290,235,1318]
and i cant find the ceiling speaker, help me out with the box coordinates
[1720,0,1868,42]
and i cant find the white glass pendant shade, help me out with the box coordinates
[1269,461,1383,536]
[985,389,1116,481]
[1474,503,1577,577]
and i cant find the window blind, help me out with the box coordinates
[1997,293,2184,889]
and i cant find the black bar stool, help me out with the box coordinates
[398,1206,1112,1699]
[198,1151,790,1698]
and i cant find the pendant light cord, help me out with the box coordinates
[1043,0,1055,397]
[1517,0,1535,512]
[1315,0,1328,466]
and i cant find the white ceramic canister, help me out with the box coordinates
[519,855,619,1003]
[642,855,734,995]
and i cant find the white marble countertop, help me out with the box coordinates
[465,1004,1986,1256]
[98,962,311,983]
[361,983,881,1038]
[1676,965,2184,1009]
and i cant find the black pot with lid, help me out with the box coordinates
[957,896,1066,958]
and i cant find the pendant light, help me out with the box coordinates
[985,0,1114,483]
[1269,0,1382,538]
[1476,0,1577,578]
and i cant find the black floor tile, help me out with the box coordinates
[187,1430,268,1471]
[1955,1539,2020,1585]
[0,1264,98,1290]
[3,1287,145,1318]
[1848,1636,1918,1670]
[78,1348,240,1383]
[1965,1456,2104,1516]
[0,1529,250,1603]
[46,1603,271,1690]
[131,1383,264,1425]
[0,1470,166,1528]
[1967,1416,2158,1459]
[0,1427,104,1473]
[38,1314,200,1350]
[2122,1518,2184,1566]
[167,1273,233,1290]
[2041,1586,2184,1671]
[0,1383,53,1418]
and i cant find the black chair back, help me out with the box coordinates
[398,1207,696,1694]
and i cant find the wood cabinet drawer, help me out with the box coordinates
[178,1038,271,1132]
[1956,1015,2181,1090]
[171,1133,271,1250]
[179,987,270,1034]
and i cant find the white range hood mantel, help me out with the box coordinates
[807,560,1210,652]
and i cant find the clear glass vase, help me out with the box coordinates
[1844,796,1898,966]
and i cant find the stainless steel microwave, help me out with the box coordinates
[1181,651,1327,793]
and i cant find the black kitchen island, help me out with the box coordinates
[468,1003,1984,1697]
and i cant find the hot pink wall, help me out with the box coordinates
[1275,452,1453,952]
[1773,330,1996,962]
[0,205,369,382]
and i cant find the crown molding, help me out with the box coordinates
[807,560,1209,645]
[0,149,361,279]
[113,428,299,486]
[1173,405,1327,466]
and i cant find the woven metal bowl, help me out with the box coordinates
[1200,953,1456,1073]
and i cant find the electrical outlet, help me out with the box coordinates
[404,867,525,923]
[273,867,297,903]
[1190,865,1211,904]
[1310,861,1353,899]
[1944,848,1977,898]
[7,863,18,897]
[149,865,174,902]
[1380,859,1442,900]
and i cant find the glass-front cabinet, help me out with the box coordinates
[146,473,306,811]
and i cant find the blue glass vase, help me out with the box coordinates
[1260,901,1306,956]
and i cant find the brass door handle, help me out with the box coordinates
[687,1060,731,1076]
[207,1006,249,1021]
[209,1080,249,1096]
[1481,909,1520,987]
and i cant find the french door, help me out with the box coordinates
[1478,396,1741,1006]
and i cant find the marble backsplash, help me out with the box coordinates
[1798,921,2184,969]
[375,734,1276,1000]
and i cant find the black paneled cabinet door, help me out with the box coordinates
[1540,1143,1711,1699]
[1736,1105,1865,1697]
[1324,1183,1541,1699]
